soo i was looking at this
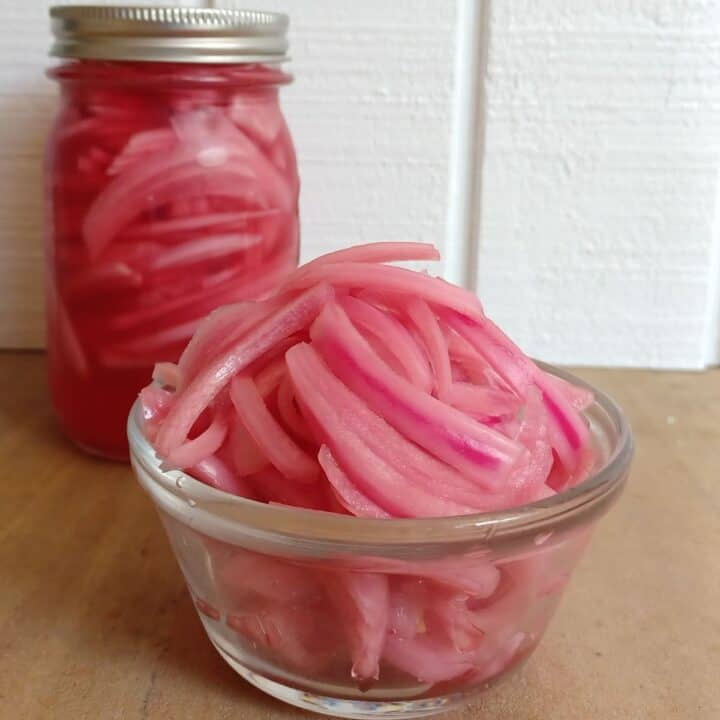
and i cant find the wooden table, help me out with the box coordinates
[1,352,717,719]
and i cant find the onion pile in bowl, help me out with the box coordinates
[139,241,597,683]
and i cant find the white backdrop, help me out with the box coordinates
[1,0,718,368]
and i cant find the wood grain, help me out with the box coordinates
[0,352,717,719]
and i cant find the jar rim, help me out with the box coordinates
[46,59,293,89]
[49,6,290,64]
[128,363,633,554]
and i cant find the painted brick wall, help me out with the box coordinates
[1,0,718,368]
[475,1,720,368]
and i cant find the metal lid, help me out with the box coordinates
[49,5,289,64]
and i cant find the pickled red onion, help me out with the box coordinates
[139,242,598,687]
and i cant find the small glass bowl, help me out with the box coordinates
[128,366,633,719]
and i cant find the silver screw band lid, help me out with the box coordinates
[49,5,289,64]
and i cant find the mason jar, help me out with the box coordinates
[45,6,300,459]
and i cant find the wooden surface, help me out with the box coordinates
[0,352,718,719]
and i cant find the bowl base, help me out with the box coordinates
[210,637,468,719]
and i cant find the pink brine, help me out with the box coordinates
[45,60,300,458]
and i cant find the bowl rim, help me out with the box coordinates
[128,363,634,550]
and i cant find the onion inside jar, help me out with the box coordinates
[45,59,299,458]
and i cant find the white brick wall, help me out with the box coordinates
[1,0,719,368]
[475,0,720,368]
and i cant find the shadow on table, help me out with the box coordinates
[0,357,287,715]
[3,486,284,714]
[0,77,51,355]
[139,591,285,714]
[0,349,84,460]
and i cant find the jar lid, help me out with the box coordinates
[49,5,289,64]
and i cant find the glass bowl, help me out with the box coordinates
[128,366,633,719]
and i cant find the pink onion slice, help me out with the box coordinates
[388,578,427,641]
[177,299,279,382]
[138,385,174,442]
[288,241,440,280]
[283,262,484,319]
[504,387,554,504]
[286,344,478,518]
[154,283,333,455]
[321,571,390,681]
[404,298,453,399]
[252,356,287,398]
[543,373,595,412]
[63,262,143,298]
[107,127,176,175]
[276,375,313,441]
[216,549,324,609]
[291,344,505,511]
[340,295,433,393]
[121,209,279,242]
[163,409,228,470]
[383,633,476,683]
[446,312,591,477]
[228,419,269,477]
[444,383,520,421]
[146,233,262,271]
[191,455,257,497]
[347,555,500,598]
[310,303,522,489]
[229,374,317,483]
[229,93,285,145]
[318,445,391,519]
[248,467,328,510]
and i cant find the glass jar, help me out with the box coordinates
[45,7,299,459]
[128,366,633,718]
